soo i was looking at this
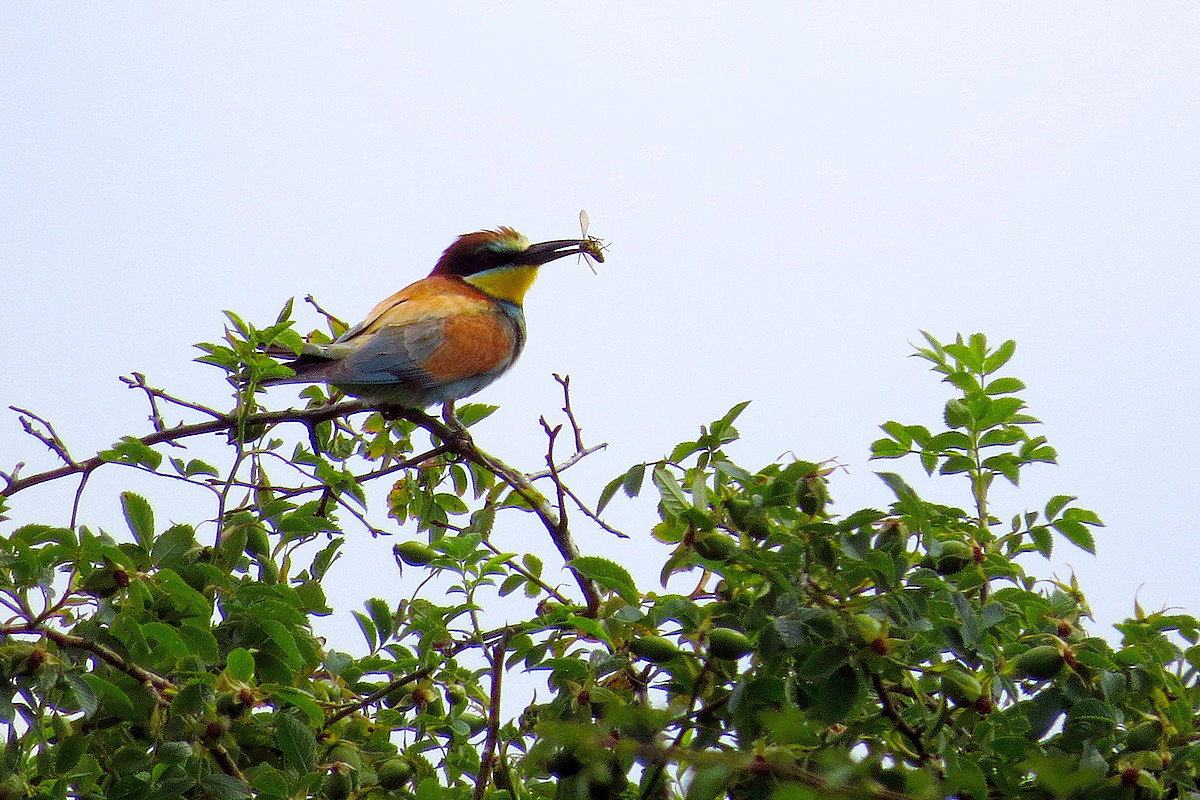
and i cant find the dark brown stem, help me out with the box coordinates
[2,625,173,699]
[474,631,513,800]
[1,401,367,497]
[870,673,939,773]
[204,741,249,784]
[385,407,601,616]
[553,374,586,453]
[323,665,437,730]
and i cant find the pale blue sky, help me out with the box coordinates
[2,4,1198,636]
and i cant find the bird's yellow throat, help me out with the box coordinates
[464,265,539,305]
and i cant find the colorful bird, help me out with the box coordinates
[265,227,604,409]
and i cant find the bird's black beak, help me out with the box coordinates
[518,239,605,266]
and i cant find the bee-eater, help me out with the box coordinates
[265,227,603,408]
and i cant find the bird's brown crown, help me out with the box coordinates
[431,228,531,277]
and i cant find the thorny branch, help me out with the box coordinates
[3,374,611,614]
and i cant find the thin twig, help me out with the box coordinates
[1,625,173,699]
[323,665,438,730]
[526,443,607,481]
[559,481,629,539]
[474,630,514,800]
[552,374,587,453]
[1,401,368,497]
[122,372,227,422]
[480,541,572,604]
[870,673,939,772]
[11,407,76,467]
[539,418,569,533]
[204,742,249,784]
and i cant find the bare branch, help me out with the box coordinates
[11,406,76,467]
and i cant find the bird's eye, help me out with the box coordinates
[472,248,512,270]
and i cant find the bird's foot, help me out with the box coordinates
[440,402,474,449]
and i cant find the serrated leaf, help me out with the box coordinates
[1052,519,1096,554]
[1045,495,1076,520]
[622,462,647,497]
[869,439,909,459]
[353,611,377,652]
[141,622,190,661]
[80,674,136,720]
[154,568,211,619]
[811,664,860,723]
[943,399,971,429]
[875,472,917,501]
[670,440,700,462]
[121,492,155,549]
[262,619,302,669]
[151,524,195,567]
[652,464,689,519]
[596,474,625,514]
[268,686,324,727]
[1062,506,1104,526]
[983,339,1017,373]
[178,622,220,664]
[566,614,612,645]
[498,573,524,597]
[569,556,638,603]
[199,773,251,800]
[984,376,1025,395]
[366,598,394,645]
[225,648,256,682]
[274,711,316,772]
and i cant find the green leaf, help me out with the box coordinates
[121,492,155,549]
[869,438,909,459]
[151,524,196,567]
[983,339,1017,373]
[101,437,164,470]
[984,376,1025,395]
[596,474,625,514]
[262,619,302,669]
[980,396,1025,428]
[199,773,251,800]
[945,750,989,798]
[569,556,639,603]
[1062,506,1104,526]
[80,674,136,720]
[622,462,647,498]
[141,622,190,661]
[1052,519,1096,554]
[810,664,860,722]
[353,611,377,652]
[1045,495,1076,520]
[652,464,689,519]
[226,648,256,682]
[943,399,971,429]
[274,711,316,772]
[712,400,751,435]
[178,622,220,664]
[566,614,613,645]
[875,472,917,502]
[669,440,701,462]
[267,686,324,727]
[456,403,498,426]
[154,568,212,619]
[366,598,394,645]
